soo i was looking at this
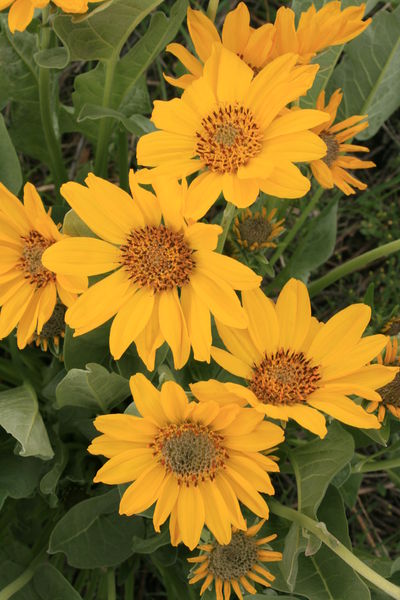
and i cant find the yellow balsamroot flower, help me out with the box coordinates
[0,183,86,349]
[164,3,275,89]
[31,302,66,353]
[233,207,284,251]
[88,374,284,550]
[42,172,261,370]
[1,0,105,34]
[190,279,397,438]
[367,338,400,421]
[270,2,371,64]
[310,89,375,195]
[137,45,329,219]
[188,521,282,599]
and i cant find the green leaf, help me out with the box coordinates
[39,438,69,507]
[330,5,400,139]
[0,454,43,510]
[53,0,164,61]
[48,490,145,568]
[0,385,53,460]
[33,564,83,600]
[33,47,69,69]
[77,104,155,135]
[132,528,171,554]
[0,113,22,194]
[300,46,344,109]
[62,209,97,238]
[63,323,110,371]
[283,201,338,283]
[290,422,355,519]
[56,363,129,412]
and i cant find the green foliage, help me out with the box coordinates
[0,113,22,193]
[33,564,83,600]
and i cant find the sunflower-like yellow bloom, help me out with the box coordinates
[190,279,397,438]
[1,0,105,34]
[0,183,86,349]
[137,45,329,218]
[367,338,400,421]
[270,2,371,64]
[188,520,282,599]
[42,172,261,370]
[233,207,284,251]
[310,89,375,195]
[89,374,284,550]
[164,3,275,89]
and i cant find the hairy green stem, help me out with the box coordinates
[0,550,46,600]
[217,202,236,253]
[353,457,400,474]
[308,239,400,297]
[269,500,400,599]
[207,0,219,21]
[94,56,117,178]
[269,186,325,267]
[39,8,67,197]
[107,570,116,600]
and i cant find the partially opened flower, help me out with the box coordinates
[367,338,400,421]
[1,0,106,34]
[89,374,284,550]
[165,3,275,89]
[137,44,329,218]
[310,89,375,194]
[0,183,86,349]
[191,279,397,438]
[31,302,66,354]
[42,172,261,370]
[233,207,284,251]
[188,521,282,599]
[270,2,371,64]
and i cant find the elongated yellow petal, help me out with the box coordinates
[42,237,120,276]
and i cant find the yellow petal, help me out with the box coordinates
[129,373,166,427]
[308,392,381,429]
[0,281,35,339]
[200,480,232,544]
[177,485,205,550]
[190,271,247,328]
[8,0,35,32]
[215,319,260,366]
[187,7,220,63]
[196,250,261,291]
[285,404,327,438]
[93,449,154,484]
[42,237,120,276]
[160,381,189,422]
[185,222,222,252]
[275,278,311,351]
[221,2,250,54]
[210,347,252,379]
[159,288,190,370]
[180,284,211,362]
[185,172,223,221]
[242,288,279,355]
[109,288,154,359]
[119,464,166,516]
[153,473,179,532]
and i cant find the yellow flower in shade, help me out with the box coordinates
[367,338,400,421]
[1,0,105,34]
[233,207,284,251]
[137,45,330,219]
[42,172,261,370]
[310,89,375,195]
[190,279,397,438]
[88,374,284,550]
[188,521,282,599]
[0,183,87,349]
[30,302,66,353]
[270,2,371,64]
[164,3,275,89]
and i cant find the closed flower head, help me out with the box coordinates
[137,44,329,219]
[42,172,261,370]
[0,182,86,349]
[367,338,400,421]
[191,279,397,438]
[88,374,284,550]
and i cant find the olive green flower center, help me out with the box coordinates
[208,532,258,580]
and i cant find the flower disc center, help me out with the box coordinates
[41,303,66,339]
[152,422,227,485]
[196,103,263,174]
[18,230,55,287]
[320,132,340,167]
[120,225,195,292]
[250,349,321,406]
[208,531,258,580]
[239,215,273,247]
[378,372,400,408]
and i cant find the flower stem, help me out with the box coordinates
[353,457,400,474]
[217,202,236,253]
[39,8,67,199]
[207,0,219,21]
[0,549,46,600]
[308,239,400,298]
[107,569,116,600]
[94,56,117,178]
[269,186,325,267]
[269,499,400,600]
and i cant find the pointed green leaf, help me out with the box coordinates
[0,113,22,194]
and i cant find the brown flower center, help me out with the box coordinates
[196,103,263,174]
[208,531,258,581]
[249,349,321,406]
[320,132,340,167]
[40,303,66,339]
[382,318,400,336]
[238,215,273,248]
[119,225,195,292]
[17,231,56,287]
[151,422,228,486]
[378,371,400,408]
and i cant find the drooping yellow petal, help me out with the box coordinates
[42,237,120,276]
[180,284,211,362]
[177,485,205,550]
[190,271,247,329]
[308,392,380,429]
[159,288,191,370]
[196,250,261,291]
[119,464,166,516]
